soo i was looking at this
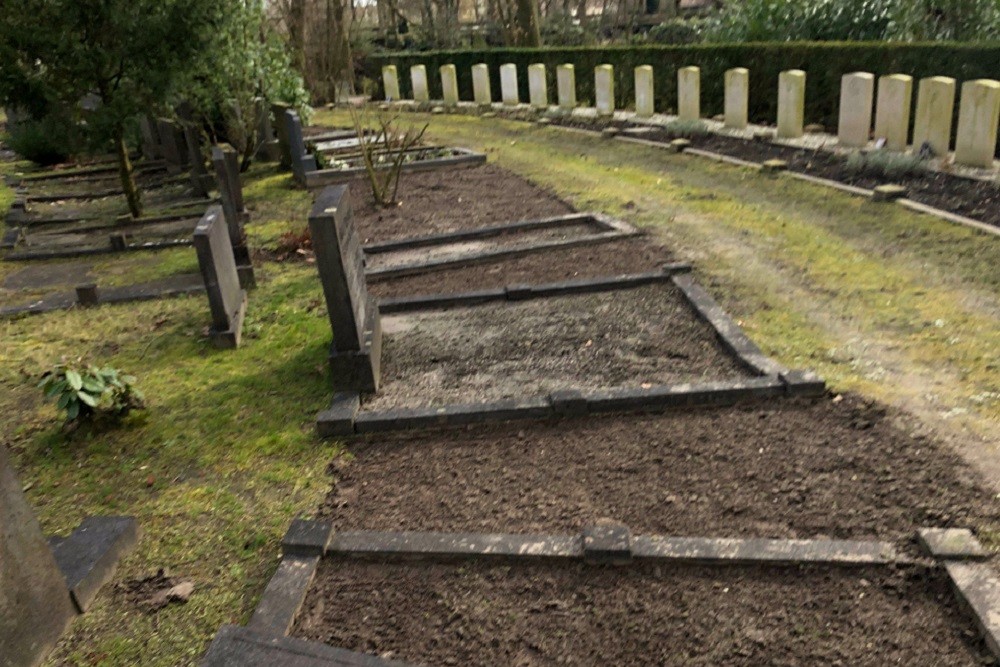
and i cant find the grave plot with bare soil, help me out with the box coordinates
[292,559,991,667]
[364,282,753,412]
[8,214,199,259]
[322,395,1000,546]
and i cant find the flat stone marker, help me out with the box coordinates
[500,63,519,106]
[913,76,956,158]
[777,70,806,139]
[193,205,247,349]
[954,79,1000,169]
[472,64,492,106]
[281,110,318,187]
[381,65,400,102]
[440,64,459,107]
[678,66,700,122]
[874,74,913,151]
[837,72,874,148]
[410,65,429,103]
[871,184,907,202]
[557,64,576,111]
[0,445,77,667]
[211,144,254,289]
[724,68,749,130]
[595,64,615,116]
[634,65,654,118]
[917,527,987,560]
[309,185,382,392]
[528,63,548,110]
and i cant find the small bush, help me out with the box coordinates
[39,363,145,428]
[644,19,703,45]
[662,119,710,138]
[845,150,927,179]
[6,112,83,165]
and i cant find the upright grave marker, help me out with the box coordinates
[913,76,956,157]
[874,74,913,151]
[309,185,382,392]
[183,123,212,197]
[382,65,401,101]
[440,64,459,107]
[634,66,654,118]
[595,65,615,116]
[528,64,548,110]
[410,65,429,103]
[281,109,318,187]
[678,66,700,122]
[557,64,577,111]
[271,102,292,169]
[193,205,247,349]
[212,144,254,289]
[954,79,1000,169]
[501,64,519,106]
[156,118,188,173]
[837,72,875,148]
[472,64,492,106]
[777,70,806,139]
[139,115,161,161]
[255,99,280,162]
[724,68,749,130]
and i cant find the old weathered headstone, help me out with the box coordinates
[255,98,280,162]
[271,102,293,169]
[0,445,77,667]
[281,110,318,187]
[777,70,806,139]
[501,64,519,106]
[724,68,749,130]
[156,118,187,173]
[440,64,459,107]
[595,64,615,116]
[410,65,429,103]
[557,64,577,111]
[211,144,254,289]
[678,66,700,122]
[528,64,548,110]
[837,72,875,148]
[913,76,956,158]
[472,64,492,106]
[183,123,212,198]
[381,65,401,102]
[308,185,382,392]
[138,115,161,161]
[193,205,247,349]
[874,74,913,151]
[954,79,1000,169]
[634,65,654,118]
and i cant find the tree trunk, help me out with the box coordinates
[114,128,142,219]
[287,0,307,73]
[514,0,541,45]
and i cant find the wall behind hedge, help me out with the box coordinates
[366,43,1000,130]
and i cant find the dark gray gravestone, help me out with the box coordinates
[183,124,212,198]
[255,99,280,162]
[156,119,188,174]
[281,110,317,188]
[194,205,247,349]
[0,445,77,667]
[139,115,161,161]
[211,144,254,289]
[309,186,382,392]
[271,102,292,169]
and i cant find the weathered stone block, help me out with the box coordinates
[472,64,491,106]
[678,66,700,122]
[193,206,247,349]
[634,65,654,118]
[500,63,519,106]
[777,70,806,139]
[918,528,988,560]
[724,68,749,130]
[913,76,956,158]
[837,72,874,148]
[595,64,615,116]
[440,64,459,107]
[583,522,633,565]
[381,65,400,102]
[874,74,913,151]
[557,64,577,111]
[410,65,429,103]
[955,79,1000,168]
[528,63,548,110]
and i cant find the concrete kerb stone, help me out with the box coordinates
[282,520,335,558]
[247,555,320,636]
[201,625,408,666]
[944,561,1000,660]
[302,148,486,189]
[917,528,988,561]
[50,516,140,613]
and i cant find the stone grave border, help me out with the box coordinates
[5,198,210,228]
[318,268,824,436]
[364,212,637,281]
[201,519,999,666]
[4,236,194,261]
[302,147,486,189]
[5,160,166,187]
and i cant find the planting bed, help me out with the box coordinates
[364,282,752,412]
[292,558,990,666]
[321,395,1000,544]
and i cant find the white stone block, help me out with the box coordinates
[382,66,400,102]
[501,64,519,106]
[724,68,749,130]
[557,64,577,110]
[777,70,806,139]
[595,64,614,116]
[410,65,429,103]
[677,66,700,122]
[837,72,875,148]
[472,64,491,106]
[528,64,548,109]
[634,66,654,118]
[440,64,458,107]
[955,79,1000,168]
[874,74,913,151]
[913,76,956,157]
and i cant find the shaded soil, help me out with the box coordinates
[348,163,574,244]
[364,283,750,411]
[294,560,992,666]
[369,235,674,299]
[321,395,1000,545]
[2,261,93,289]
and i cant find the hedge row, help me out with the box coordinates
[365,43,1000,130]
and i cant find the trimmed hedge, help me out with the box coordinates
[366,43,1000,130]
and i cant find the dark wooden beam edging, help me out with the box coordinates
[303,148,487,189]
[14,160,166,184]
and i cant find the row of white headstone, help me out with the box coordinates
[382,63,1000,169]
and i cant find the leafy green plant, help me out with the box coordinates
[643,19,704,45]
[39,363,145,426]
[845,151,927,179]
[6,112,84,165]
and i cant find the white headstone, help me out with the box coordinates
[472,64,492,106]
[595,64,615,116]
[557,64,577,111]
[874,74,913,151]
[528,64,548,109]
[440,64,459,107]
[501,64,519,106]
[912,76,956,157]
[724,68,749,130]
[634,66,654,118]
[837,72,875,148]
[954,79,1000,168]
[410,65,429,103]
[677,66,700,122]
[777,70,806,139]
[382,66,400,102]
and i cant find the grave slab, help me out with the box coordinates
[193,205,247,349]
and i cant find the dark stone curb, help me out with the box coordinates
[12,160,166,185]
[918,527,988,560]
[944,562,1000,659]
[5,238,192,261]
[201,625,407,666]
[248,555,320,636]
[303,148,487,189]
[49,516,140,612]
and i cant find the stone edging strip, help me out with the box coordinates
[5,238,193,261]
[304,148,486,189]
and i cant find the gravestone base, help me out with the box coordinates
[209,290,248,349]
[328,312,382,393]
[50,516,140,612]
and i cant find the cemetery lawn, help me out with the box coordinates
[0,111,996,665]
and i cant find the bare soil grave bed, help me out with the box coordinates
[321,395,1000,545]
[363,282,752,412]
[9,215,199,258]
[293,558,991,666]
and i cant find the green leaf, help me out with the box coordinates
[45,380,68,399]
[77,391,98,407]
[66,401,80,421]
[65,370,82,391]
[82,378,106,393]
[57,392,72,410]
